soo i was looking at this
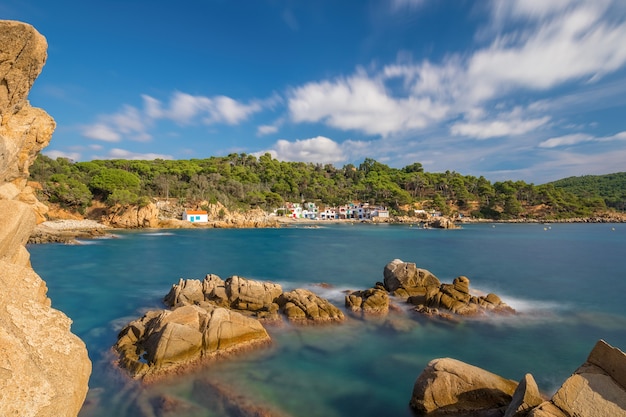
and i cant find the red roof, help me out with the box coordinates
[186,210,207,215]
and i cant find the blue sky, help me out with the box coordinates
[4,0,626,184]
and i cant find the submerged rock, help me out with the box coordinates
[115,304,271,380]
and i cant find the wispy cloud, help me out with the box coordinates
[286,0,626,143]
[81,91,269,143]
[93,148,173,160]
[539,131,626,148]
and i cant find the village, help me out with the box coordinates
[181,201,442,223]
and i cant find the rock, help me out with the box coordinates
[163,278,206,308]
[345,284,389,316]
[410,357,518,416]
[427,217,459,229]
[0,20,90,417]
[277,289,345,323]
[102,202,160,228]
[115,304,271,380]
[547,340,626,417]
[226,275,283,312]
[410,340,626,417]
[425,276,515,316]
[504,374,544,417]
[383,259,441,297]
[164,275,282,319]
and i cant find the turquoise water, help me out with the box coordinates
[28,223,626,416]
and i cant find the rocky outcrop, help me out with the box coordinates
[383,259,441,298]
[165,274,343,324]
[410,340,626,417]
[102,202,160,228]
[0,20,91,417]
[345,283,390,316]
[164,274,283,321]
[420,276,515,316]
[383,260,513,317]
[277,289,345,323]
[530,339,626,417]
[115,304,271,381]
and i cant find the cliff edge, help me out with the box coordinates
[0,20,91,416]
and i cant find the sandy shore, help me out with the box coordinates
[38,219,111,230]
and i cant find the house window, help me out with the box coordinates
[195,216,201,221]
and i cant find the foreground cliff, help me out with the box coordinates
[0,20,91,416]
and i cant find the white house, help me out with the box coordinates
[183,209,208,223]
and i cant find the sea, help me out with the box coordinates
[28,222,626,417]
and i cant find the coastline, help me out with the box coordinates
[28,212,625,244]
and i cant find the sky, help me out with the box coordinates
[3,0,626,184]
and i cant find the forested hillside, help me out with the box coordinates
[550,172,626,211]
[29,153,610,220]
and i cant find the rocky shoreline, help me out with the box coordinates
[28,211,626,245]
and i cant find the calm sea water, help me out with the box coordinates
[28,223,626,417]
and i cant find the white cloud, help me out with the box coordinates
[95,148,173,160]
[451,107,551,139]
[288,71,449,137]
[539,130,626,148]
[261,136,348,164]
[82,123,121,142]
[257,124,279,136]
[44,150,81,161]
[82,91,267,144]
[538,133,594,148]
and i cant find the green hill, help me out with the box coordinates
[549,172,626,211]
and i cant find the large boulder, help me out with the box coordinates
[277,289,345,323]
[531,340,626,417]
[410,340,626,417]
[0,20,91,417]
[410,357,518,416]
[383,259,440,297]
[115,304,271,380]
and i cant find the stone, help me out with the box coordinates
[410,357,518,415]
[102,202,160,228]
[383,259,440,296]
[425,276,515,316]
[115,304,271,380]
[277,289,345,323]
[0,20,90,417]
[549,340,626,417]
[225,275,283,312]
[163,278,205,307]
[345,285,389,316]
[504,374,545,417]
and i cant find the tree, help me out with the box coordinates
[89,168,141,198]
